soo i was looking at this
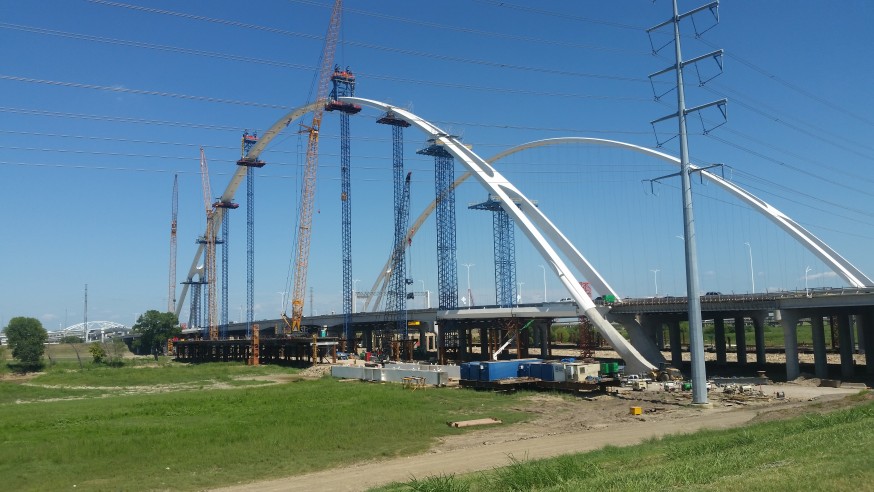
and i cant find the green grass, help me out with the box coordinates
[0,364,529,491]
[32,360,290,386]
[376,393,874,492]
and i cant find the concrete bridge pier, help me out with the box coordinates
[733,317,748,366]
[779,310,801,381]
[539,323,550,358]
[668,318,682,368]
[810,314,829,379]
[611,314,665,367]
[713,317,727,365]
[857,316,865,355]
[860,309,874,382]
[751,312,767,366]
[837,314,855,379]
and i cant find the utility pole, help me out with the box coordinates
[647,0,726,406]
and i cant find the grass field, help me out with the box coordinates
[0,361,530,491]
[376,392,874,492]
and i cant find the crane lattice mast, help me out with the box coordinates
[168,174,178,313]
[199,148,218,340]
[286,0,345,333]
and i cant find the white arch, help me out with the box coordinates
[490,138,873,288]
[365,136,872,308]
[342,96,656,373]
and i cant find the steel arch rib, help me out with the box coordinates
[175,101,324,318]
[342,97,657,373]
[496,138,873,288]
[364,136,872,308]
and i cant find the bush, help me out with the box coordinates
[89,343,106,364]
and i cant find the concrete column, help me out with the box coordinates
[714,317,726,365]
[668,318,682,368]
[458,325,468,362]
[858,309,874,382]
[780,310,800,381]
[751,312,767,366]
[641,314,664,350]
[611,314,665,367]
[856,316,865,355]
[837,314,855,379]
[734,316,747,365]
[810,314,828,379]
[480,327,488,359]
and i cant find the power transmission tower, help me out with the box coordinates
[646,0,727,406]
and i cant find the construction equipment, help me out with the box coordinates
[198,148,218,340]
[167,174,178,313]
[648,362,684,382]
[285,0,345,334]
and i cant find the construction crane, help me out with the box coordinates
[198,148,218,340]
[167,174,178,313]
[284,0,345,334]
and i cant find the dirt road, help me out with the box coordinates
[214,381,861,492]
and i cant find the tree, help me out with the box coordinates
[4,317,48,368]
[131,310,180,355]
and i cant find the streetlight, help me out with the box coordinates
[744,242,755,293]
[650,269,660,296]
[419,280,430,309]
[538,265,547,303]
[352,279,360,313]
[462,263,474,307]
[805,266,812,295]
[517,282,524,304]
[277,291,287,315]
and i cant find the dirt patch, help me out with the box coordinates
[214,380,869,492]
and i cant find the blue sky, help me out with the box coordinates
[2,1,872,330]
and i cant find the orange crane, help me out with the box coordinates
[285,0,345,333]
[199,148,218,340]
[168,174,178,313]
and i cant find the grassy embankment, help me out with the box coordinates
[0,360,528,491]
[377,392,874,492]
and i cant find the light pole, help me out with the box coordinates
[419,280,430,309]
[650,269,660,296]
[805,266,812,295]
[517,282,524,304]
[352,279,360,313]
[538,265,547,303]
[277,291,287,315]
[462,263,474,307]
[744,242,755,293]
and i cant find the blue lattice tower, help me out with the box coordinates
[237,132,264,338]
[417,140,458,310]
[214,201,238,339]
[469,195,520,307]
[326,66,361,343]
[377,112,411,351]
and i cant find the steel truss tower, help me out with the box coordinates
[215,200,238,338]
[418,141,458,310]
[379,112,413,348]
[469,195,520,307]
[238,132,264,338]
[326,66,361,341]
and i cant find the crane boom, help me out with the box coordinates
[287,0,344,333]
[168,174,178,314]
[199,148,218,340]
